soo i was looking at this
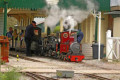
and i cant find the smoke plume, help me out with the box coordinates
[45,0,98,31]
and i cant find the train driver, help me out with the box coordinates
[25,21,36,56]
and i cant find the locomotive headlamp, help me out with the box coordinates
[58,38,61,42]
[55,39,57,42]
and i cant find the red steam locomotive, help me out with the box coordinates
[55,31,84,62]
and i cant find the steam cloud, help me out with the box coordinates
[45,0,98,31]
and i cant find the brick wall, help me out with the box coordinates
[82,43,93,59]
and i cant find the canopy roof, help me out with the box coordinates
[0,0,110,11]
[58,0,110,11]
[0,0,47,9]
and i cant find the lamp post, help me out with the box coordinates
[92,11,102,61]
[98,12,101,61]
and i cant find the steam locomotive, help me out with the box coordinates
[41,31,84,62]
[14,26,84,62]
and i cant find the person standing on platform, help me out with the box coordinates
[6,27,13,48]
[25,21,36,56]
[77,29,84,53]
[19,30,24,48]
[7,27,13,41]
[13,29,18,48]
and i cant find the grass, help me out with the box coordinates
[0,68,22,80]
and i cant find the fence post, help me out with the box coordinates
[106,30,113,62]
[117,39,119,60]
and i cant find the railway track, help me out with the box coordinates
[24,72,58,80]
[9,52,116,80]
[9,53,112,70]
[24,72,112,80]
[83,74,112,80]
[9,54,46,63]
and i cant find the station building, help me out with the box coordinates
[0,0,120,59]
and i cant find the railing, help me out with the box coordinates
[106,30,120,62]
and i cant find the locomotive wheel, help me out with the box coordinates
[58,54,62,59]
[64,57,66,61]
[66,58,71,62]
[62,55,65,60]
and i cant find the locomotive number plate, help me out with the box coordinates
[63,33,68,38]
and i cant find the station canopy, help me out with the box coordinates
[0,0,110,11]
[58,0,110,11]
[0,0,47,9]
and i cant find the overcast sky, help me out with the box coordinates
[111,0,120,6]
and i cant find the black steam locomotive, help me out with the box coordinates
[30,27,84,62]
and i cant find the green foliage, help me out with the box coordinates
[1,60,6,65]
[0,68,21,80]
[7,17,17,31]
[53,26,60,33]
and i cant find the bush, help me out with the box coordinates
[0,68,21,80]
[53,26,60,33]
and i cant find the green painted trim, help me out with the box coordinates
[58,0,110,11]
[112,15,120,18]
[0,0,110,11]
[47,27,51,36]
[3,1,8,36]
[0,0,47,9]
[95,17,98,43]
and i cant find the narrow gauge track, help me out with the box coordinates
[9,53,114,80]
[24,72,58,80]
[9,54,46,63]
[24,72,112,80]
[10,52,112,70]
[83,74,112,80]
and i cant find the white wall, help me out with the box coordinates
[0,13,4,36]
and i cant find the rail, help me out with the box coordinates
[10,51,116,80]
[25,72,58,80]
[9,54,45,63]
[83,74,112,80]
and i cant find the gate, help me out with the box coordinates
[106,30,120,62]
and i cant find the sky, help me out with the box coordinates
[110,0,120,6]
[46,0,59,5]
[34,18,45,25]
